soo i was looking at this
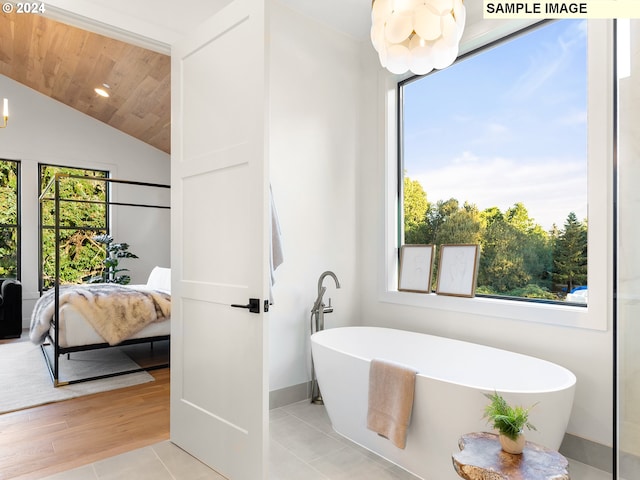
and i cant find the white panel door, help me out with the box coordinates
[170,1,269,479]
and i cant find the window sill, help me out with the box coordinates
[379,289,605,331]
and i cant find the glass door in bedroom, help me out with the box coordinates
[170,0,270,479]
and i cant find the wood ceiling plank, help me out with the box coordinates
[41,21,76,93]
[8,14,33,84]
[0,13,15,65]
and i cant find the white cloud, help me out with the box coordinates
[452,150,480,165]
[506,21,587,101]
[409,154,587,229]
[487,122,509,134]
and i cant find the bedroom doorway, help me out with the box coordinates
[169,1,270,479]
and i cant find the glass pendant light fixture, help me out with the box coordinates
[371,0,466,75]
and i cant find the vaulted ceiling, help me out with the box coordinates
[0,12,171,153]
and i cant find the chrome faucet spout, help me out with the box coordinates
[317,271,340,297]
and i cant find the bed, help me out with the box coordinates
[35,174,171,386]
[30,266,171,386]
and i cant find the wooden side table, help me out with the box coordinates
[452,432,570,480]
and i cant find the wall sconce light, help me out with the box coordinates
[371,0,466,75]
[1,98,8,128]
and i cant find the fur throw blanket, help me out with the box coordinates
[30,284,171,346]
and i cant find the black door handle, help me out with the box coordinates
[231,298,260,314]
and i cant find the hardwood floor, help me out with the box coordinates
[0,337,170,480]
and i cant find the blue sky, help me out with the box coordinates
[402,20,587,230]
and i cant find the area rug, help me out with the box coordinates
[0,341,155,414]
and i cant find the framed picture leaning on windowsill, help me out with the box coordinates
[398,244,435,293]
[436,244,480,298]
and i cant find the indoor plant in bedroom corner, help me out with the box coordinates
[86,234,138,285]
[483,391,537,454]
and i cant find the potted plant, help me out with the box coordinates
[86,234,138,285]
[483,391,537,454]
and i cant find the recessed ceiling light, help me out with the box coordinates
[95,83,111,98]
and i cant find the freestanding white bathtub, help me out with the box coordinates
[311,326,576,480]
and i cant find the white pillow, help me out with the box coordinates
[147,266,171,292]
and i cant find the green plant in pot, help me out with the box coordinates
[86,234,138,285]
[483,391,537,454]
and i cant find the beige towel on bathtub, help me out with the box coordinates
[366,358,417,449]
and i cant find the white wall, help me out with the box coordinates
[268,1,361,392]
[0,75,170,328]
[356,29,613,448]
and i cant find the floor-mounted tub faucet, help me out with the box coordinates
[311,271,340,404]
[312,271,341,333]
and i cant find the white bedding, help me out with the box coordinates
[35,267,172,348]
[54,302,170,348]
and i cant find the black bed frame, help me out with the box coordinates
[40,335,170,387]
[38,174,170,387]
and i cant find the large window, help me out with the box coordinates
[39,165,109,290]
[0,159,20,280]
[400,20,588,305]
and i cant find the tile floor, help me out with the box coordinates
[40,400,611,480]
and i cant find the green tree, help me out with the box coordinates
[0,160,19,278]
[505,203,552,289]
[424,198,460,244]
[521,224,553,289]
[482,206,504,227]
[505,202,534,232]
[434,202,484,245]
[553,212,587,293]
[40,166,108,289]
[403,176,429,244]
[479,218,529,292]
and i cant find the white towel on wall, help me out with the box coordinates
[269,184,284,304]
